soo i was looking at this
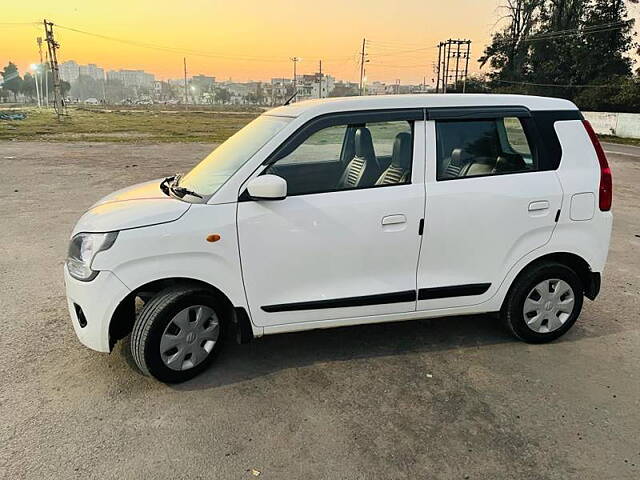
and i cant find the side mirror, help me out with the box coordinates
[246,174,287,201]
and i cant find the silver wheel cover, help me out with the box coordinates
[160,305,219,371]
[523,279,575,334]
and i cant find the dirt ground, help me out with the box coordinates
[1,141,639,479]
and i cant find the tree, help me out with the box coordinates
[576,0,638,82]
[214,87,231,104]
[479,0,543,83]
[1,62,23,102]
[479,0,640,111]
[70,74,100,101]
[21,72,37,101]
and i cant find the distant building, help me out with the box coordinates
[59,61,105,82]
[191,75,216,91]
[79,64,104,81]
[107,69,155,88]
[294,73,335,101]
[59,60,79,83]
[368,81,387,95]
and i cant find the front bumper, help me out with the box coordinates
[64,266,131,352]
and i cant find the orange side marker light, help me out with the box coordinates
[206,234,221,243]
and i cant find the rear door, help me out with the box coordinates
[417,107,563,311]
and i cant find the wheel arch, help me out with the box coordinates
[108,276,254,351]
[501,251,599,314]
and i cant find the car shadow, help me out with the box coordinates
[166,314,514,391]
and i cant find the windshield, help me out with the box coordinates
[178,114,292,198]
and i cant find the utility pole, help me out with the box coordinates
[436,42,442,93]
[290,57,300,102]
[437,39,472,93]
[444,40,451,93]
[462,41,471,93]
[183,57,188,110]
[359,38,367,95]
[34,66,41,108]
[454,41,461,88]
[44,48,49,106]
[36,37,45,106]
[43,19,65,118]
[102,72,107,103]
[318,60,322,99]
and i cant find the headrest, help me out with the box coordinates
[355,127,375,160]
[391,132,412,168]
[495,153,526,173]
[450,148,464,166]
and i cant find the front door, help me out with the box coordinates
[237,112,425,327]
[417,112,563,311]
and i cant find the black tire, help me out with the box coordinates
[131,286,224,383]
[501,262,584,343]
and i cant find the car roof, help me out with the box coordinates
[267,93,578,118]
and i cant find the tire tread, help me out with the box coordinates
[131,286,206,377]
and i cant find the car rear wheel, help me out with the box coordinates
[131,286,224,383]
[502,262,584,343]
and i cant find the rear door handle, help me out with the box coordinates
[528,201,550,212]
[382,214,406,225]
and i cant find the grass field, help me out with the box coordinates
[1,107,639,146]
[0,107,259,143]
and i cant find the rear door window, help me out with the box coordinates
[436,116,537,180]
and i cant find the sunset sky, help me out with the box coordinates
[2,0,638,84]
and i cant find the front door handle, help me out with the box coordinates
[528,200,550,212]
[382,214,406,225]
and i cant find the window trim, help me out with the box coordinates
[434,115,541,182]
[264,108,424,165]
[427,106,531,121]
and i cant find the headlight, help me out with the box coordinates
[66,232,118,281]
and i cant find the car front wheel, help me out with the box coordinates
[131,286,224,383]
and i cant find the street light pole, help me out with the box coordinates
[31,64,41,108]
[290,57,300,102]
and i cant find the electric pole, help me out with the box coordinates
[462,41,471,93]
[36,37,45,106]
[436,42,442,93]
[34,65,41,108]
[43,19,65,118]
[183,57,188,110]
[359,38,367,95]
[44,48,50,106]
[290,57,300,102]
[436,39,471,93]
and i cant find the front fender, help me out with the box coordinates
[92,203,248,309]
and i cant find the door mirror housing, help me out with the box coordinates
[246,174,287,200]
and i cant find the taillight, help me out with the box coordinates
[582,120,612,211]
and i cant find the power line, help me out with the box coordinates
[54,24,290,62]
[496,19,633,45]
[0,21,40,25]
[496,79,611,88]
[53,23,354,63]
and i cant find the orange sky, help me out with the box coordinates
[1,0,638,84]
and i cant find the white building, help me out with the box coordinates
[59,61,80,83]
[107,70,155,88]
[59,61,105,83]
[295,73,335,100]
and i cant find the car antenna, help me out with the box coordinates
[284,91,298,106]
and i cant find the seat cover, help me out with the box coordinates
[337,127,380,189]
[375,132,412,185]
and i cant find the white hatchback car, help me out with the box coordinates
[65,94,613,383]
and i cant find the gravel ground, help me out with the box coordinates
[0,141,639,479]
